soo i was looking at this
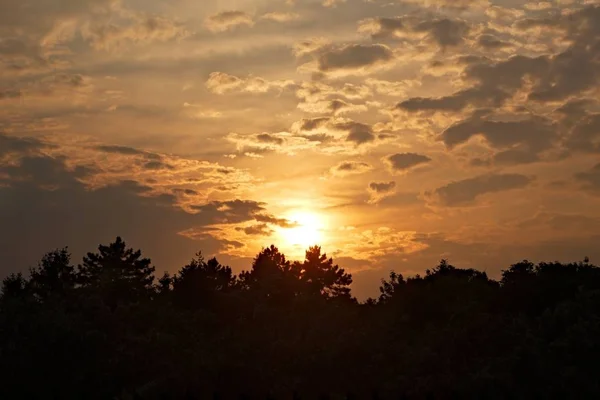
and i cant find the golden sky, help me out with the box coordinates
[2,0,600,298]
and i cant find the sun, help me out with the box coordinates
[278,211,325,250]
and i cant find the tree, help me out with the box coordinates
[1,273,28,301]
[28,248,75,301]
[172,252,235,310]
[76,237,155,305]
[298,246,353,299]
[238,245,301,303]
[378,271,405,304]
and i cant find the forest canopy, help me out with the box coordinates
[2,237,600,399]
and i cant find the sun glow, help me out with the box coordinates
[278,211,325,250]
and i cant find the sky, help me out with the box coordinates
[2,0,600,299]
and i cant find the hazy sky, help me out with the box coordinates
[2,0,600,298]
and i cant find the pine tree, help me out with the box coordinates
[76,237,155,305]
[300,246,352,299]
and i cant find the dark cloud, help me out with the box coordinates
[330,161,373,176]
[256,133,285,145]
[567,113,600,154]
[254,214,297,228]
[0,133,48,157]
[361,17,470,48]
[369,181,396,193]
[369,181,396,194]
[426,173,533,207]
[575,163,600,194]
[317,44,395,74]
[492,149,540,166]
[476,34,512,50]
[142,160,174,170]
[191,200,266,225]
[397,86,507,112]
[0,155,223,276]
[296,133,335,143]
[94,145,147,156]
[173,188,198,196]
[398,54,551,114]
[297,117,330,132]
[94,145,164,163]
[0,144,282,278]
[235,223,273,236]
[511,6,600,102]
[334,121,375,145]
[384,153,431,172]
[414,18,470,48]
[440,116,557,163]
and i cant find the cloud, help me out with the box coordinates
[296,80,372,106]
[79,15,188,51]
[297,99,368,115]
[206,72,294,94]
[397,86,507,113]
[34,2,188,52]
[205,11,254,32]
[575,163,600,194]
[293,38,331,57]
[426,173,533,207]
[369,181,397,194]
[94,145,148,156]
[402,0,489,9]
[315,44,396,76]
[567,113,600,153]
[476,34,512,50]
[366,78,412,96]
[255,133,285,146]
[0,151,268,275]
[293,117,331,132]
[235,223,273,236]
[368,181,397,204]
[142,160,174,171]
[0,133,49,158]
[360,17,470,48]
[440,115,558,164]
[254,214,297,228]
[330,161,373,177]
[190,200,272,225]
[260,12,300,22]
[227,132,303,156]
[384,153,432,173]
[333,121,376,145]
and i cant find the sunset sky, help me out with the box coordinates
[2,0,600,298]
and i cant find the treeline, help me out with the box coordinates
[1,237,600,399]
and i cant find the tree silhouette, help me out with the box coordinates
[378,271,405,304]
[298,246,352,299]
[239,245,302,303]
[1,272,28,301]
[2,238,600,398]
[28,248,75,301]
[76,236,155,306]
[171,252,235,310]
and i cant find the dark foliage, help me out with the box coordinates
[1,237,600,399]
